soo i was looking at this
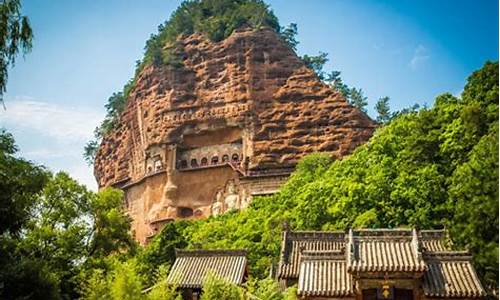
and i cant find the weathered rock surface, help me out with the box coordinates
[94,27,376,244]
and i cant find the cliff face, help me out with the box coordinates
[94,27,376,244]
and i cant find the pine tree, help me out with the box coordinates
[349,87,368,113]
[375,96,391,123]
[326,71,350,99]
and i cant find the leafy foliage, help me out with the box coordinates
[326,70,350,99]
[0,137,136,299]
[0,129,48,236]
[375,96,391,123]
[279,23,298,51]
[143,61,498,290]
[302,52,329,80]
[110,260,144,300]
[145,265,182,300]
[137,221,189,285]
[142,0,280,68]
[201,273,244,300]
[84,0,292,163]
[0,0,33,102]
[348,87,368,112]
[246,277,285,300]
[84,90,128,165]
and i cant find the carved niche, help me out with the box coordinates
[210,179,252,216]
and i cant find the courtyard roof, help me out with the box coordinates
[167,249,247,289]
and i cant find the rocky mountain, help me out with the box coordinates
[94,27,376,244]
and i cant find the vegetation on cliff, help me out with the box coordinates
[139,60,498,291]
[84,0,385,165]
[84,0,284,164]
[73,60,499,299]
[2,0,496,298]
[2,61,498,299]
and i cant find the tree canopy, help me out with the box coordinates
[0,133,136,299]
[0,0,33,103]
[138,61,499,291]
[84,0,298,164]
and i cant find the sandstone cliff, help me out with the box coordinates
[94,27,376,243]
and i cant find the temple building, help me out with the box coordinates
[166,249,248,300]
[278,228,486,300]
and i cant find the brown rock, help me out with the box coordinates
[94,28,376,244]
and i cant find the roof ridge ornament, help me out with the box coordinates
[174,248,247,257]
[347,228,354,269]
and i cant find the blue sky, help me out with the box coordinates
[0,0,497,189]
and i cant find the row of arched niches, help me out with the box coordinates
[177,153,242,169]
[176,142,243,170]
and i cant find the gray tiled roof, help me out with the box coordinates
[423,252,486,298]
[282,228,485,299]
[420,229,451,252]
[278,231,345,279]
[298,250,354,297]
[347,229,427,272]
[167,249,247,289]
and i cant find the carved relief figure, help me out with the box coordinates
[211,190,224,216]
[239,189,251,210]
[224,180,239,211]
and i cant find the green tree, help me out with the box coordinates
[148,61,498,289]
[83,138,99,165]
[326,70,350,99]
[146,265,182,300]
[280,23,298,51]
[137,221,189,285]
[246,277,284,300]
[200,273,244,300]
[375,96,391,124]
[88,187,136,257]
[110,260,143,300]
[0,129,48,236]
[301,52,328,80]
[0,0,33,103]
[0,164,136,299]
[0,130,57,299]
[18,173,135,298]
[84,91,126,165]
[80,269,111,300]
[448,131,498,288]
[349,87,368,112]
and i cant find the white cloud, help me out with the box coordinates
[409,44,430,70]
[0,97,103,190]
[66,163,98,191]
[0,98,103,142]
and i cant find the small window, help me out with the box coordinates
[154,159,163,170]
[232,153,239,162]
[201,157,208,166]
[211,156,219,165]
[180,160,188,169]
[222,154,229,162]
[190,158,198,167]
[178,207,193,218]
